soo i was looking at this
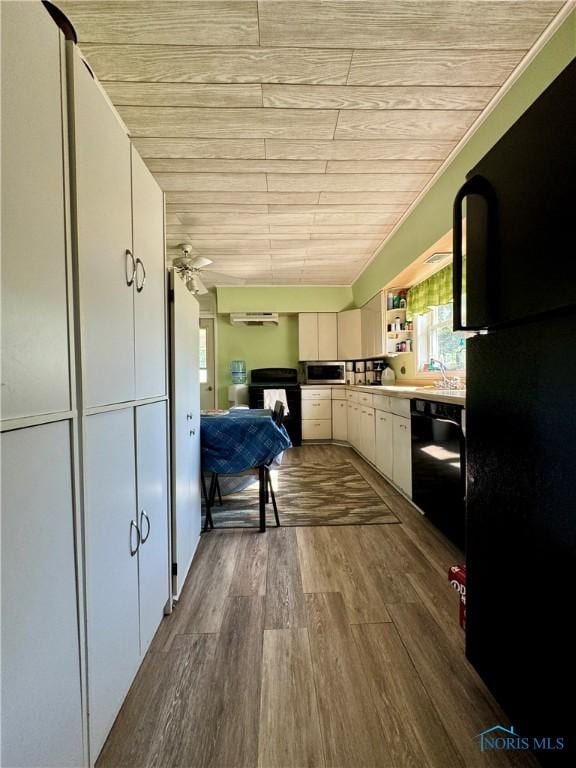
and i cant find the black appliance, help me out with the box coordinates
[410,399,465,549]
[454,60,576,764]
[248,368,301,447]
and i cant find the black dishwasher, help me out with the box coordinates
[411,399,465,549]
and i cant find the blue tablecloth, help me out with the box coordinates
[200,409,292,474]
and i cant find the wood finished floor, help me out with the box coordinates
[97,445,538,768]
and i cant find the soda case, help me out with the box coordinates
[448,564,466,630]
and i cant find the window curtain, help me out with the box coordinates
[406,261,465,319]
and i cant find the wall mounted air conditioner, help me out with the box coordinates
[230,312,279,326]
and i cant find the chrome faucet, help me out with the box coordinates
[429,358,449,387]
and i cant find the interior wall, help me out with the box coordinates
[216,285,354,313]
[216,313,299,407]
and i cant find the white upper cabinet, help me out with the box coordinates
[318,313,338,360]
[1,422,84,768]
[361,292,384,358]
[338,309,362,360]
[72,49,135,408]
[298,313,319,360]
[298,313,338,361]
[132,148,167,400]
[1,1,71,420]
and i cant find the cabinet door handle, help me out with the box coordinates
[135,257,147,292]
[140,510,150,544]
[190,428,196,436]
[130,519,140,556]
[125,249,136,287]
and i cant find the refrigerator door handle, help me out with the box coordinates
[453,175,497,331]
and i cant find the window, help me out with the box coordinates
[416,302,467,374]
[199,327,208,383]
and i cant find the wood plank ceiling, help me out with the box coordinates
[57,1,565,286]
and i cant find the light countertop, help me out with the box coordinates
[301,383,465,406]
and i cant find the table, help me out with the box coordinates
[200,409,292,531]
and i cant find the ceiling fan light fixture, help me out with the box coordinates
[186,273,208,295]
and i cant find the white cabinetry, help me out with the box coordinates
[375,409,394,478]
[170,273,201,597]
[1,1,71,421]
[302,388,332,440]
[132,148,167,400]
[347,399,361,450]
[337,309,362,360]
[84,409,141,759]
[298,313,338,360]
[332,399,348,441]
[72,49,135,408]
[359,406,376,464]
[72,53,166,408]
[361,292,384,358]
[298,313,318,361]
[318,313,338,359]
[136,401,170,654]
[392,415,412,497]
[84,404,170,757]
[302,399,331,420]
[1,423,84,768]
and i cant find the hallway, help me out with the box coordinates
[96,446,534,768]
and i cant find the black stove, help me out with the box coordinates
[248,368,301,446]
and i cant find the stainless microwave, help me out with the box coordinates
[305,361,346,385]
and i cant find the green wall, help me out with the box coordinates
[352,9,576,306]
[217,313,299,407]
[216,285,353,313]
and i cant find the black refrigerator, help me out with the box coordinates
[454,59,576,764]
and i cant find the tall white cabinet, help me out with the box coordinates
[2,4,172,766]
[69,40,170,761]
[170,272,202,597]
[1,4,85,767]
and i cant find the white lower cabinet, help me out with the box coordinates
[375,410,394,478]
[84,409,140,759]
[302,399,331,420]
[392,414,412,497]
[302,388,332,440]
[136,401,170,654]
[342,389,413,498]
[332,399,348,441]
[1,422,84,768]
[357,406,376,464]
[302,419,332,440]
[84,405,169,759]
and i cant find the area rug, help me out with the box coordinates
[201,462,400,527]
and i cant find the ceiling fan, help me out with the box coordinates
[171,244,244,294]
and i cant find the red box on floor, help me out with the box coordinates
[448,564,466,630]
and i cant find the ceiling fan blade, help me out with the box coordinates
[189,255,213,269]
[201,269,246,285]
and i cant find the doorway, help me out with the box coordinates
[199,318,216,410]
